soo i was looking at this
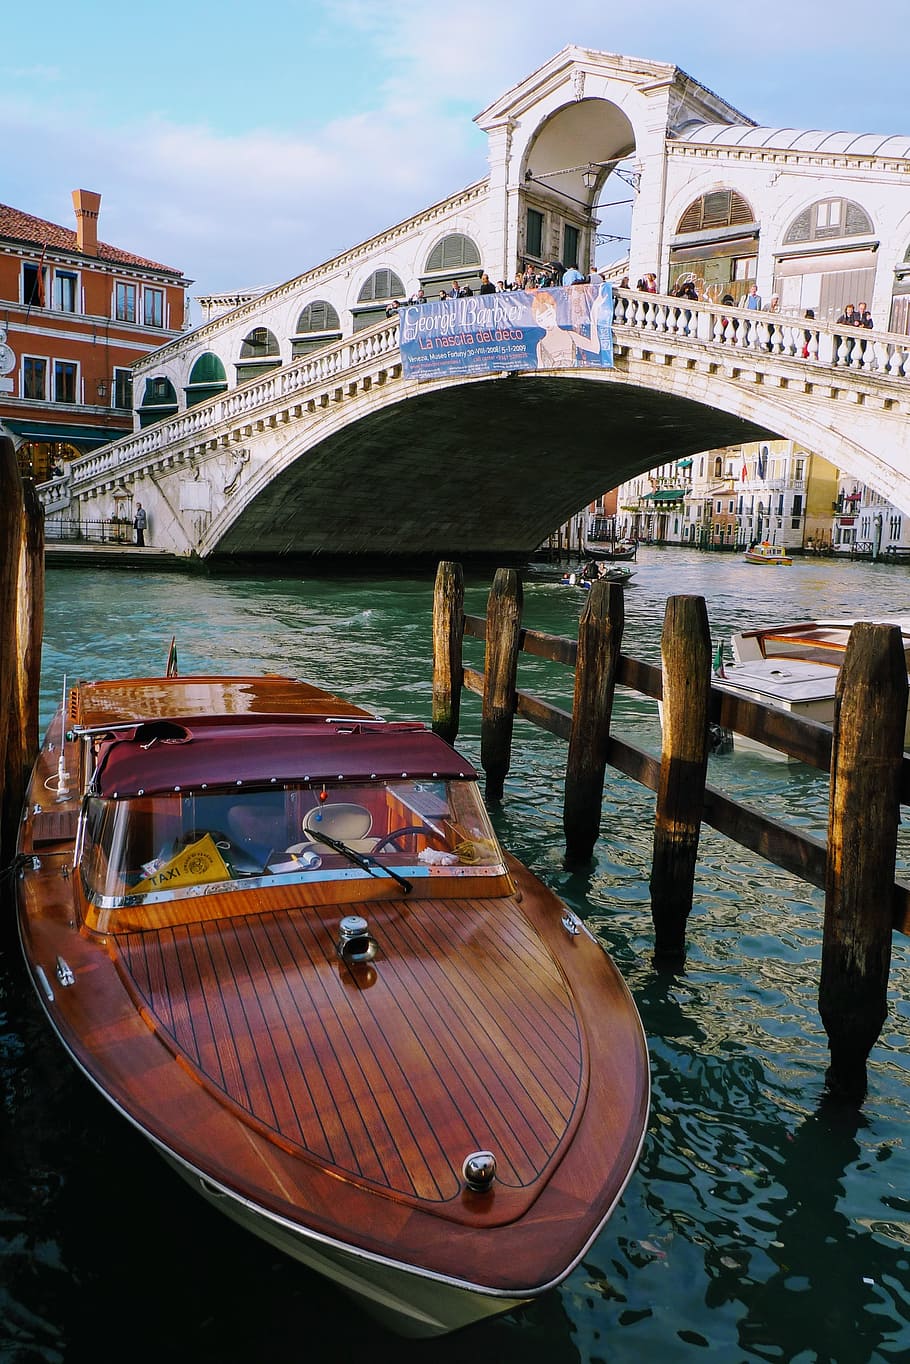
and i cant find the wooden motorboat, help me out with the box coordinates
[16,668,649,1338]
[743,541,793,566]
[727,617,910,753]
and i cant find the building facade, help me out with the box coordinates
[831,476,910,557]
[609,441,848,554]
[0,190,190,481]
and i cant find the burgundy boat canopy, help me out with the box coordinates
[93,719,478,799]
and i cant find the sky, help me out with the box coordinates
[2,0,908,321]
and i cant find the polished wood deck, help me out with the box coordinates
[115,894,584,1216]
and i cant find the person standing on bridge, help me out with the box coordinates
[744,283,762,309]
[855,301,874,328]
[133,502,147,547]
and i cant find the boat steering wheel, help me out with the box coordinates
[372,825,435,852]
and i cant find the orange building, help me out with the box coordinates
[0,189,191,481]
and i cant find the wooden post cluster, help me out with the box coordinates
[0,436,44,869]
[432,563,908,1102]
[819,623,907,1099]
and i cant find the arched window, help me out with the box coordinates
[425,234,482,274]
[713,456,723,478]
[353,269,405,332]
[137,376,178,428]
[295,301,340,333]
[783,198,874,244]
[184,352,228,408]
[237,328,281,383]
[357,270,404,304]
[292,301,342,358]
[676,190,755,235]
[776,199,877,323]
[239,327,280,358]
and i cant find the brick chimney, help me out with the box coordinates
[72,189,101,256]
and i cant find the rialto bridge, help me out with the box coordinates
[42,45,910,560]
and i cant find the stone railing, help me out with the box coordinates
[62,320,402,493]
[612,289,910,376]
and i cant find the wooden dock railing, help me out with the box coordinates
[431,561,909,1102]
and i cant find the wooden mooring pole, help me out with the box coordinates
[431,561,464,745]
[0,436,28,870]
[3,478,45,860]
[564,580,624,863]
[819,622,907,1101]
[650,595,712,960]
[480,568,522,803]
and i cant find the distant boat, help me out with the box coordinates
[561,565,635,589]
[582,536,638,561]
[744,542,792,566]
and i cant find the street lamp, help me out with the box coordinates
[96,378,107,399]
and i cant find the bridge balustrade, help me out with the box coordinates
[614,290,910,376]
[39,289,910,512]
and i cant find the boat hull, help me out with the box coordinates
[16,672,650,1337]
[743,549,792,565]
[164,1152,531,1337]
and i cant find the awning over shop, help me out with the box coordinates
[669,234,759,263]
[1,419,130,449]
[645,489,685,501]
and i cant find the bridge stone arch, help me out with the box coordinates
[53,294,910,559]
[187,351,906,563]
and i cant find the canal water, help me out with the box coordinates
[2,549,909,1363]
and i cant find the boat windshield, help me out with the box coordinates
[79,777,507,914]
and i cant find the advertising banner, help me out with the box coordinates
[398,283,613,380]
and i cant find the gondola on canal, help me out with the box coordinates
[15,662,649,1338]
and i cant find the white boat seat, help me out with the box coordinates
[297,803,377,854]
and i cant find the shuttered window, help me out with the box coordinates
[240,328,280,359]
[425,234,482,273]
[295,301,341,333]
[677,190,755,234]
[357,270,404,303]
[526,209,544,258]
[185,352,228,408]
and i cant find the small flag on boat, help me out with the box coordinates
[713,640,726,678]
[132,833,230,894]
[166,636,178,677]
